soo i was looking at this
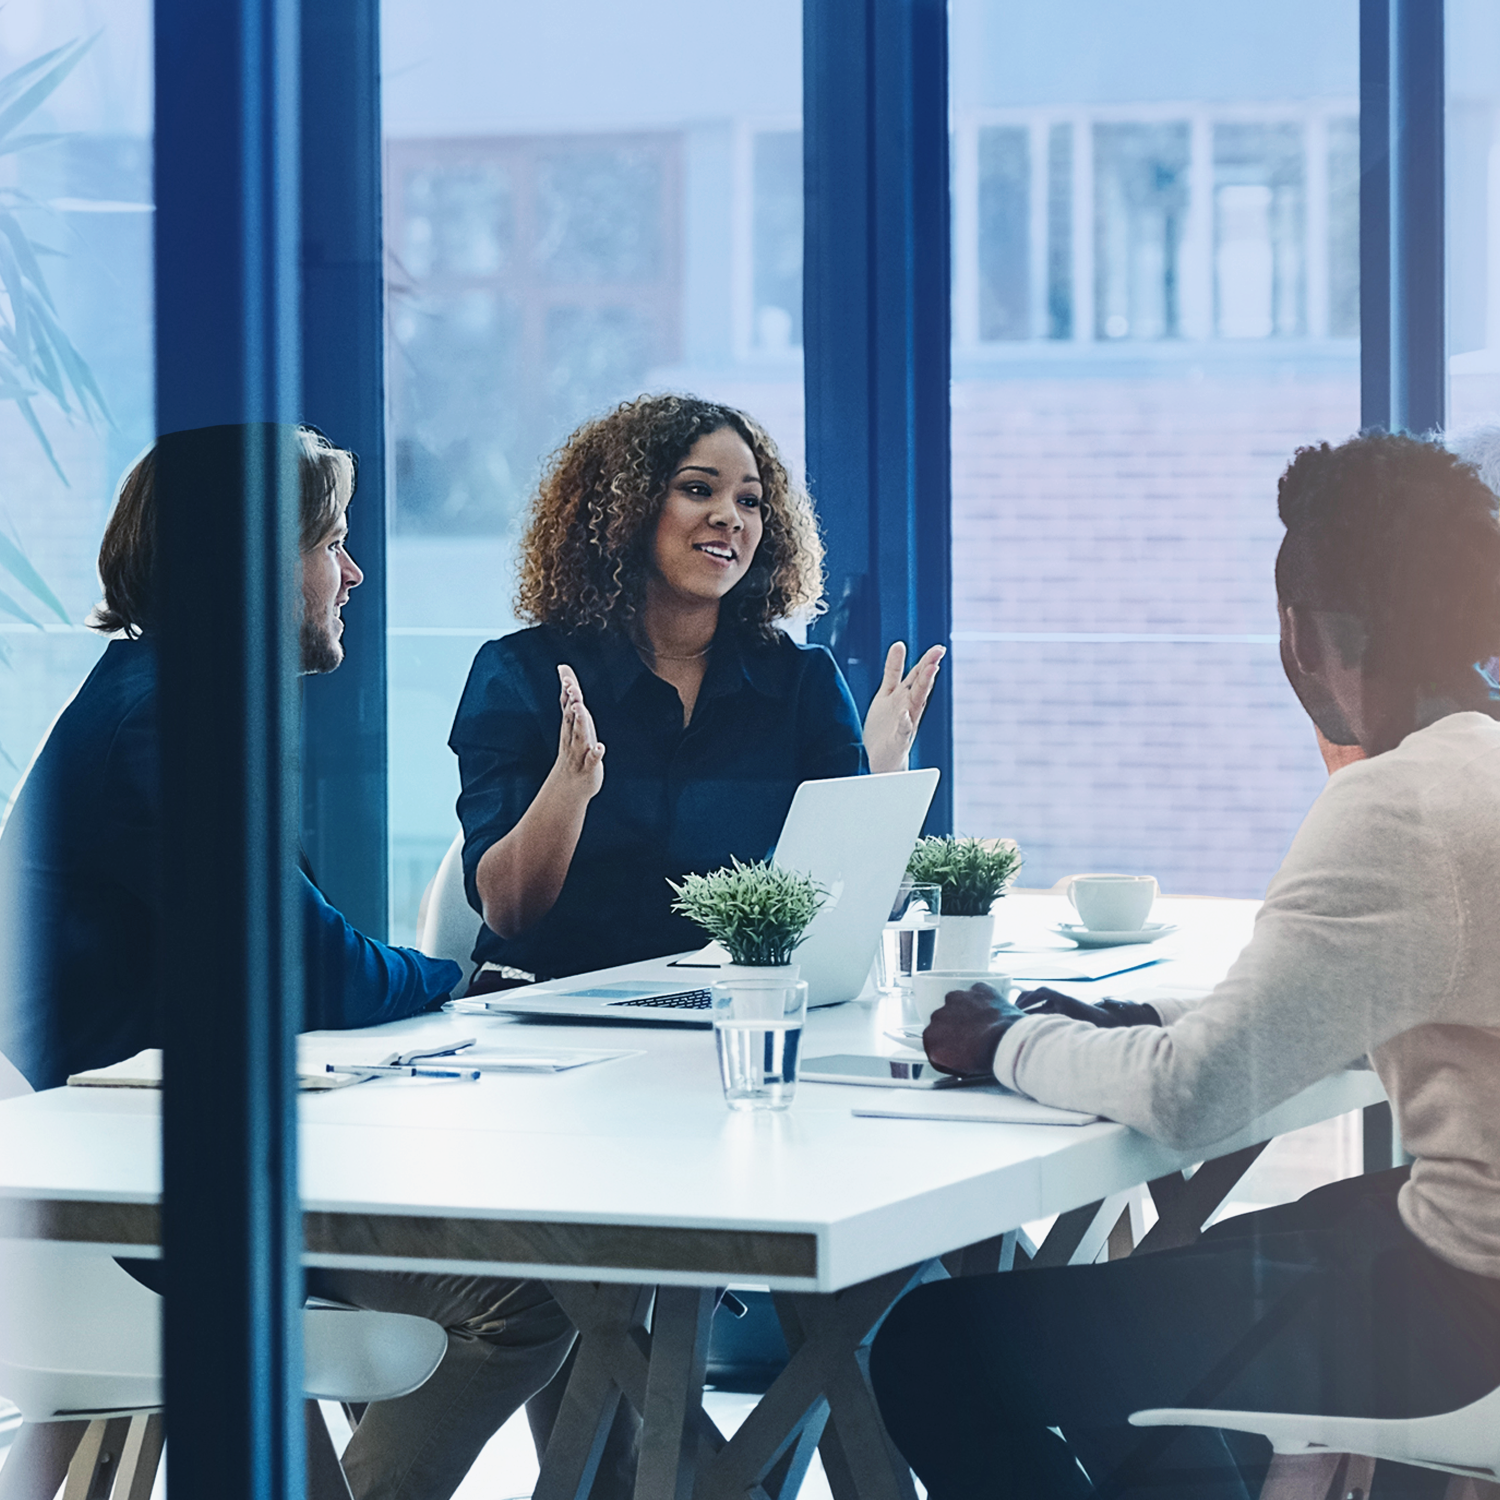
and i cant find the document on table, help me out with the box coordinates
[67,1048,369,1093]
[1002,951,1166,982]
[69,1043,640,1092]
[853,1086,1100,1127]
[298,1038,641,1076]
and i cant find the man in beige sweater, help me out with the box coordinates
[871,432,1500,1500]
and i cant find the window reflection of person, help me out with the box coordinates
[449,394,943,982]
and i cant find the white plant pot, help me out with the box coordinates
[934,913,996,971]
[718,963,801,986]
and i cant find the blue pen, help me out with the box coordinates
[326,1063,481,1081]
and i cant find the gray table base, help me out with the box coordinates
[535,1140,1275,1500]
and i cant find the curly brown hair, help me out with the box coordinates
[515,393,825,639]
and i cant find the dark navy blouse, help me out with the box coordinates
[449,624,866,979]
[0,638,460,1090]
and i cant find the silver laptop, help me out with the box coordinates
[481,769,940,1024]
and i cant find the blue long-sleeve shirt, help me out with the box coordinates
[449,623,866,980]
[0,637,459,1090]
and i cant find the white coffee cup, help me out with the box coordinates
[909,970,1013,1027]
[1065,874,1157,932]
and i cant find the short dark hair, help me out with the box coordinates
[1275,430,1500,685]
[91,426,356,637]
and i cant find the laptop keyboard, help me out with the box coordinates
[606,989,714,1010]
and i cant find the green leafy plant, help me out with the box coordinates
[0,35,110,484]
[669,859,825,967]
[0,36,111,779]
[905,836,1022,917]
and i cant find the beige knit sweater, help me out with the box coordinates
[993,711,1500,1278]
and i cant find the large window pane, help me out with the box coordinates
[0,6,153,811]
[950,0,1359,900]
[1447,0,1500,425]
[382,0,804,941]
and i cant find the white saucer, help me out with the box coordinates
[1052,922,1178,948]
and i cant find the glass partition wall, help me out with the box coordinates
[1448,0,1500,428]
[0,3,154,816]
[381,0,805,940]
[948,0,1362,899]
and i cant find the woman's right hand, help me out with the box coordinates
[552,664,605,800]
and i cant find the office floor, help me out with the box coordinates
[0,1113,1357,1499]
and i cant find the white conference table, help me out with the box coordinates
[0,892,1387,1500]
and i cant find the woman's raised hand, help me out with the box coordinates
[553,664,605,799]
[863,642,945,775]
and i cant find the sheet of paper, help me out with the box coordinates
[296,1037,640,1075]
[666,941,731,968]
[853,1086,1099,1127]
[67,1048,368,1092]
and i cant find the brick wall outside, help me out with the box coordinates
[950,371,1363,897]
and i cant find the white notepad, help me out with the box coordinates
[853,1086,1099,1127]
[67,1048,366,1092]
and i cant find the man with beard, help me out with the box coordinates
[0,425,461,1089]
[0,426,630,1500]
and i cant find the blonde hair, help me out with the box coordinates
[91,426,356,637]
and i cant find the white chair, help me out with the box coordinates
[0,1066,448,1499]
[1130,1386,1500,1499]
[416,831,481,993]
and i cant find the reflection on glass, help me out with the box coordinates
[1327,116,1360,339]
[535,145,663,284]
[753,130,803,352]
[387,136,680,538]
[978,126,1030,341]
[1445,1,1500,428]
[951,0,1359,900]
[1214,123,1304,339]
[1046,122,1074,340]
[382,0,804,940]
[1093,122,1190,341]
[0,6,153,809]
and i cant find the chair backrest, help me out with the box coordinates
[416,831,481,993]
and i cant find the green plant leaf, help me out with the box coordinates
[0,207,61,313]
[0,132,66,158]
[669,859,826,967]
[0,585,42,626]
[0,532,69,622]
[906,836,1024,917]
[0,44,78,115]
[0,36,95,149]
[9,394,65,484]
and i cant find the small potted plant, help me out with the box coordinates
[905,836,1023,970]
[669,858,825,977]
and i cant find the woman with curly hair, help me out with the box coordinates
[447,393,943,982]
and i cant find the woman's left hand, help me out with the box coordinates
[863,642,945,774]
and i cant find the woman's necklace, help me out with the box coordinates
[645,643,712,661]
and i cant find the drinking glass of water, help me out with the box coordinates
[876,883,941,993]
[712,970,809,1111]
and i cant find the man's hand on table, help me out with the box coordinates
[922,984,1026,1076]
[1016,987,1162,1028]
[922,984,1163,1077]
